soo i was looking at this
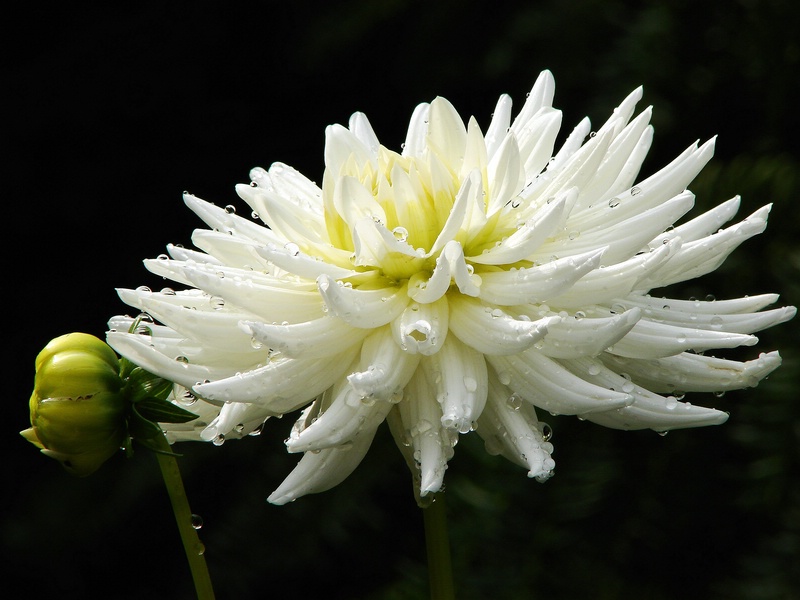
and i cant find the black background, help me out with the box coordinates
[5,1,800,598]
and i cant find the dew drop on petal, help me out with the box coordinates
[190,514,204,530]
[284,242,300,256]
[210,296,225,310]
[392,226,408,242]
[608,197,620,208]
[212,434,225,446]
[225,204,236,214]
[506,393,522,410]
[463,376,478,392]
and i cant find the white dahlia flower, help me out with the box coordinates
[107,71,794,504]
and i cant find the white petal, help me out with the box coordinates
[194,345,360,413]
[468,194,567,265]
[317,274,409,328]
[601,350,783,393]
[242,315,369,359]
[478,372,555,481]
[484,93,513,159]
[420,335,489,433]
[537,309,642,359]
[179,261,326,323]
[397,368,452,496]
[486,133,523,215]
[641,205,771,288]
[347,326,421,401]
[609,317,758,359]
[391,296,449,355]
[563,358,729,430]
[286,353,393,452]
[348,111,381,157]
[267,429,377,505]
[448,295,556,356]
[427,96,467,170]
[478,248,604,305]
[255,242,358,280]
[487,351,634,415]
[107,330,235,390]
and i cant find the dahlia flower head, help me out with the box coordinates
[108,70,794,504]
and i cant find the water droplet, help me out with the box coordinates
[212,434,225,446]
[713,390,726,398]
[248,422,265,436]
[608,197,620,208]
[631,186,642,196]
[665,396,678,410]
[574,311,586,320]
[506,393,523,410]
[190,514,204,530]
[392,226,408,242]
[498,371,512,385]
[175,355,189,364]
[210,296,225,310]
[224,204,236,214]
[463,376,478,392]
[541,423,553,442]
[587,363,601,376]
[656,430,669,437]
[673,390,686,400]
[710,316,724,330]
[251,210,260,220]
[284,242,300,256]
[705,294,716,302]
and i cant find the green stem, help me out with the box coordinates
[153,435,216,600]
[422,492,455,600]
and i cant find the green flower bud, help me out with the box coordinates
[22,333,127,476]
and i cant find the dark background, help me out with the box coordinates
[5,1,800,598]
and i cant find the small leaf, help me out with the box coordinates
[136,396,199,424]
[128,404,163,441]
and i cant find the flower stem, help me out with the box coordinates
[422,492,455,600]
[153,434,216,600]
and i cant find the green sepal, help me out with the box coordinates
[125,366,174,404]
[128,402,164,441]
[136,396,199,424]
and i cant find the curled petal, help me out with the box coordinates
[267,429,378,505]
[608,318,758,359]
[107,330,235,390]
[194,344,360,413]
[242,316,369,359]
[477,371,555,481]
[317,274,409,328]
[478,248,604,305]
[563,358,729,430]
[642,205,771,288]
[286,356,394,452]
[391,296,449,355]
[601,350,783,393]
[448,295,556,356]
[421,335,488,433]
[347,326,421,401]
[468,194,567,265]
[537,308,642,359]
[487,351,634,415]
[396,368,452,496]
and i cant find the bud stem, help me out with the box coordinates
[153,434,216,599]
